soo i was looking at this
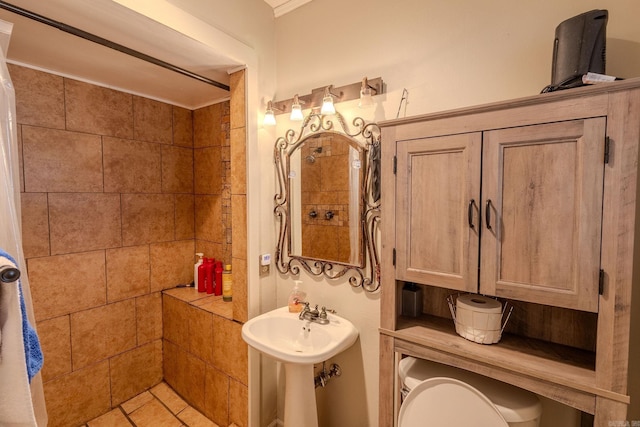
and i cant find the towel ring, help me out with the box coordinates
[0,265,21,284]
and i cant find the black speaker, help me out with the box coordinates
[546,9,608,91]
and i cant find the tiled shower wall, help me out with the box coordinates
[161,70,249,427]
[10,63,244,426]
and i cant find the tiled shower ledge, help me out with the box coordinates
[162,287,234,319]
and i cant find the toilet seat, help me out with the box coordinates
[398,377,509,427]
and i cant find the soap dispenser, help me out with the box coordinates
[194,253,204,289]
[288,280,306,313]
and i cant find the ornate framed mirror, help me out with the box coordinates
[274,112,381,292]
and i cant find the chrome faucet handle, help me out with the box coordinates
[310,304,319,316]
[319,306,337,319]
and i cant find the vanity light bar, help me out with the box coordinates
[272,77,384,115]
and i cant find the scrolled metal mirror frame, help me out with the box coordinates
[274,112,381,292]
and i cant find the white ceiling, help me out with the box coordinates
[0,0,242,109]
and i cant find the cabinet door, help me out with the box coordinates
[396,133,481,292]
[480,118,606,312]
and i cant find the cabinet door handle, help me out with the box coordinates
[485,199,493,230]
[468,199,476,229]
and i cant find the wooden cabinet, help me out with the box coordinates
[379,80,640,427]
[396,119,605,311]
[396,132,481,292]
[481,119,605,312]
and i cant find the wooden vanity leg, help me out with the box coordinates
[593,397,628,427]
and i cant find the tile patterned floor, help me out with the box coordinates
[83,382,231,427]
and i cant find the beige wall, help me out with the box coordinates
[270,1,640,426]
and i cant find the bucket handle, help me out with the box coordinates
[500,301,514,334]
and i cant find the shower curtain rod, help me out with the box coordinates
[0,1,230,91]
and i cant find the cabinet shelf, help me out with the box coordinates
[382,314,604,405]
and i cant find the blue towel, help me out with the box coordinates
[0,248,43,383]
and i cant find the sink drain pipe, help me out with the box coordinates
[314,362,341,388]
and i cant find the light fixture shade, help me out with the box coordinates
[321,95,336,115]
[359,87,374,108]
[264,111,276,126]
[290,104,304,121]
[264,101,277,126]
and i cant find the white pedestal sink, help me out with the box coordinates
[241,307,359,427]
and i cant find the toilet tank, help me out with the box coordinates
[399,357,542,427]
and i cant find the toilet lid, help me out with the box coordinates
[398,377,509,427]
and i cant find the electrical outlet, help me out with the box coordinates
[259,253,271,276]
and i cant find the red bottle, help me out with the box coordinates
[197,258,207,292]
[214,261,223,296]
[206,258,215,294]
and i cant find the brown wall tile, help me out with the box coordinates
[48,193,122,255]
[110,340,163,405]
[43,361,111,427]
[136,292,163,345]
[150,240,194,292]
[188,305,213,363]
[163,295,189,349]
[195,240,223,262]
[163,339,180,388]
[231,195,247,261]
[70,299,137,369]
[162,145,194,194]
[204,365,229,426]
[194,147,222,195]
[20,192,50,258]
[193,104,223,148]
[28,251,106,321]
[65,79,133,138]
[106,245,150,302]
[229,70,246,130]
[173,106,193,147]
[133,96,172,144]
[229,378,248,427]
[37,315,71,382]
[9,64,65,129]
[175,194,195,240]
[231,257,247,323]
[121,194,175,246]
[164,342,206,411]
[230,127,246,195]
[22,126,103,193]
[212,316,247,384]
[103,137,162,193]
[195,195,223,243]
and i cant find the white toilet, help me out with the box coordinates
[398,357,542,427]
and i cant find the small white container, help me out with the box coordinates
[447,294,513,344]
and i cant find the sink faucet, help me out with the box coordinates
[298,303,332,325]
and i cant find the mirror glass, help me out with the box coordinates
[275,113,380,292]
[289,133,363,265]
